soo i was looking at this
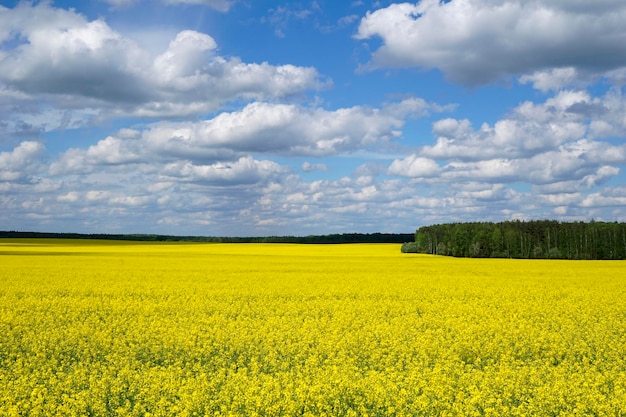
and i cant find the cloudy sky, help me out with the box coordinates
[1,0,626,236]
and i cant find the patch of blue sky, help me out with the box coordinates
[1,0,625,235]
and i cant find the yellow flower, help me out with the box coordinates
[1,239,625,416]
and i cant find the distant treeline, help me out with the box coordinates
[404,220,626,260]
[0,231,414,244]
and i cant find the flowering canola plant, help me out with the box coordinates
[1,239,625,416]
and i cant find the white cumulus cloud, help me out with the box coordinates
[142,98,437,158]
[387,154,440,178]
[355,0,626,85]
[160,156,285,185]
[0,2,324,122]
[0,141,45,182]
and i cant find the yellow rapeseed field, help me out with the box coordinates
[1,239,625,416]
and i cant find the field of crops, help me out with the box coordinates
[1,239,625,416]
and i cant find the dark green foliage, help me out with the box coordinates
[400,241,418,253]
[414,220,626,260]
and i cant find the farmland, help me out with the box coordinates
[1,239,625,416]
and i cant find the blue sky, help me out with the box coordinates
[1,0,626,236]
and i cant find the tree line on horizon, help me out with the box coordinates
[402,220,626,260]
[0,231,414,244]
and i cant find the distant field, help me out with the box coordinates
[1,239,625,416]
